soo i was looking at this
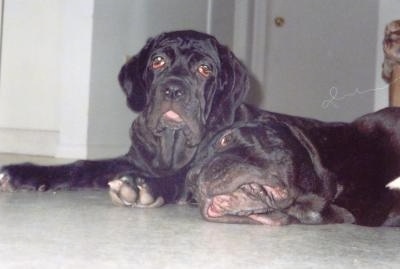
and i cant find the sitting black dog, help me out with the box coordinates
[185,108,400,227]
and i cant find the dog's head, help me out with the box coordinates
[118,30,249,147]
[186,121,298,223]
[187,121,346,224]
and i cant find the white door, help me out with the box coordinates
[256,0,380,122]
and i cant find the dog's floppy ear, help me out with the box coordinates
[206,43,249,130]
[118,38,155,112]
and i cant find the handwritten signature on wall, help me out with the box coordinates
[321,76,400,109]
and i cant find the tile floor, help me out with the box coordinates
[0,154,399,269]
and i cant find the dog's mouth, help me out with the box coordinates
[201,185,289,226]
[203,182,289,218]
[204,187,272,218]
[160,110,185,129]
[197,165,293,224]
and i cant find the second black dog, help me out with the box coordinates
[185,108,400,227]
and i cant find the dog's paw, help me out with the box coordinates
[108,176,165,208]
[0,170,16,192]
[0,165,49,192]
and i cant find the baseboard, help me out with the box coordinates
[56,143,88,159]
[0,128,59,156]
[86,144,129,159]
[0,127,130,159]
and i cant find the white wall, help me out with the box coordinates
[0,0,61,130]
[56,0,94,158]
[0,0,95,158]
[0,0,63,155]
[0,0,3,69]
[86,0,133,158]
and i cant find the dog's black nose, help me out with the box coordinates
[163,85,185,100]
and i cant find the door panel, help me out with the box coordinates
[261,0,379,122]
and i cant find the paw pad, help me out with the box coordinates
[108,176,164,208]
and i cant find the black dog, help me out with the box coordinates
[0,31,399,226]
[0,30,248,205]
[186,121,355,226]
[186,113,400,226]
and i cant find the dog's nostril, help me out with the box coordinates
[176,89,184,97]
[164,86,185,99]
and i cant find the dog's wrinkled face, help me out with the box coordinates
[144,36,220,146]
[187,122,303,224]
[118,31,249,172]
[187,122,353,225]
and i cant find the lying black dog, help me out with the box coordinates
[0,30,249,204]
[186,121,355,226]
[0,30,399,227]
[186,109,400,226]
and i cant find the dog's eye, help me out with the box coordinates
[198,64,212,77]
[152,56,166,70]
[216,132,233,149]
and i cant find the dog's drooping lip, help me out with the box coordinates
[200,175,292,221]
[159,110,185,129]
[205,190,273,218]
[207,200,225,218]
[202,189,288,225]
[164,110,183,123]
[154,109,185,131]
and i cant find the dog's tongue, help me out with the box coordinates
[163,110,183,122]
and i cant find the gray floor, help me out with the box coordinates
[0,154,400,269]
